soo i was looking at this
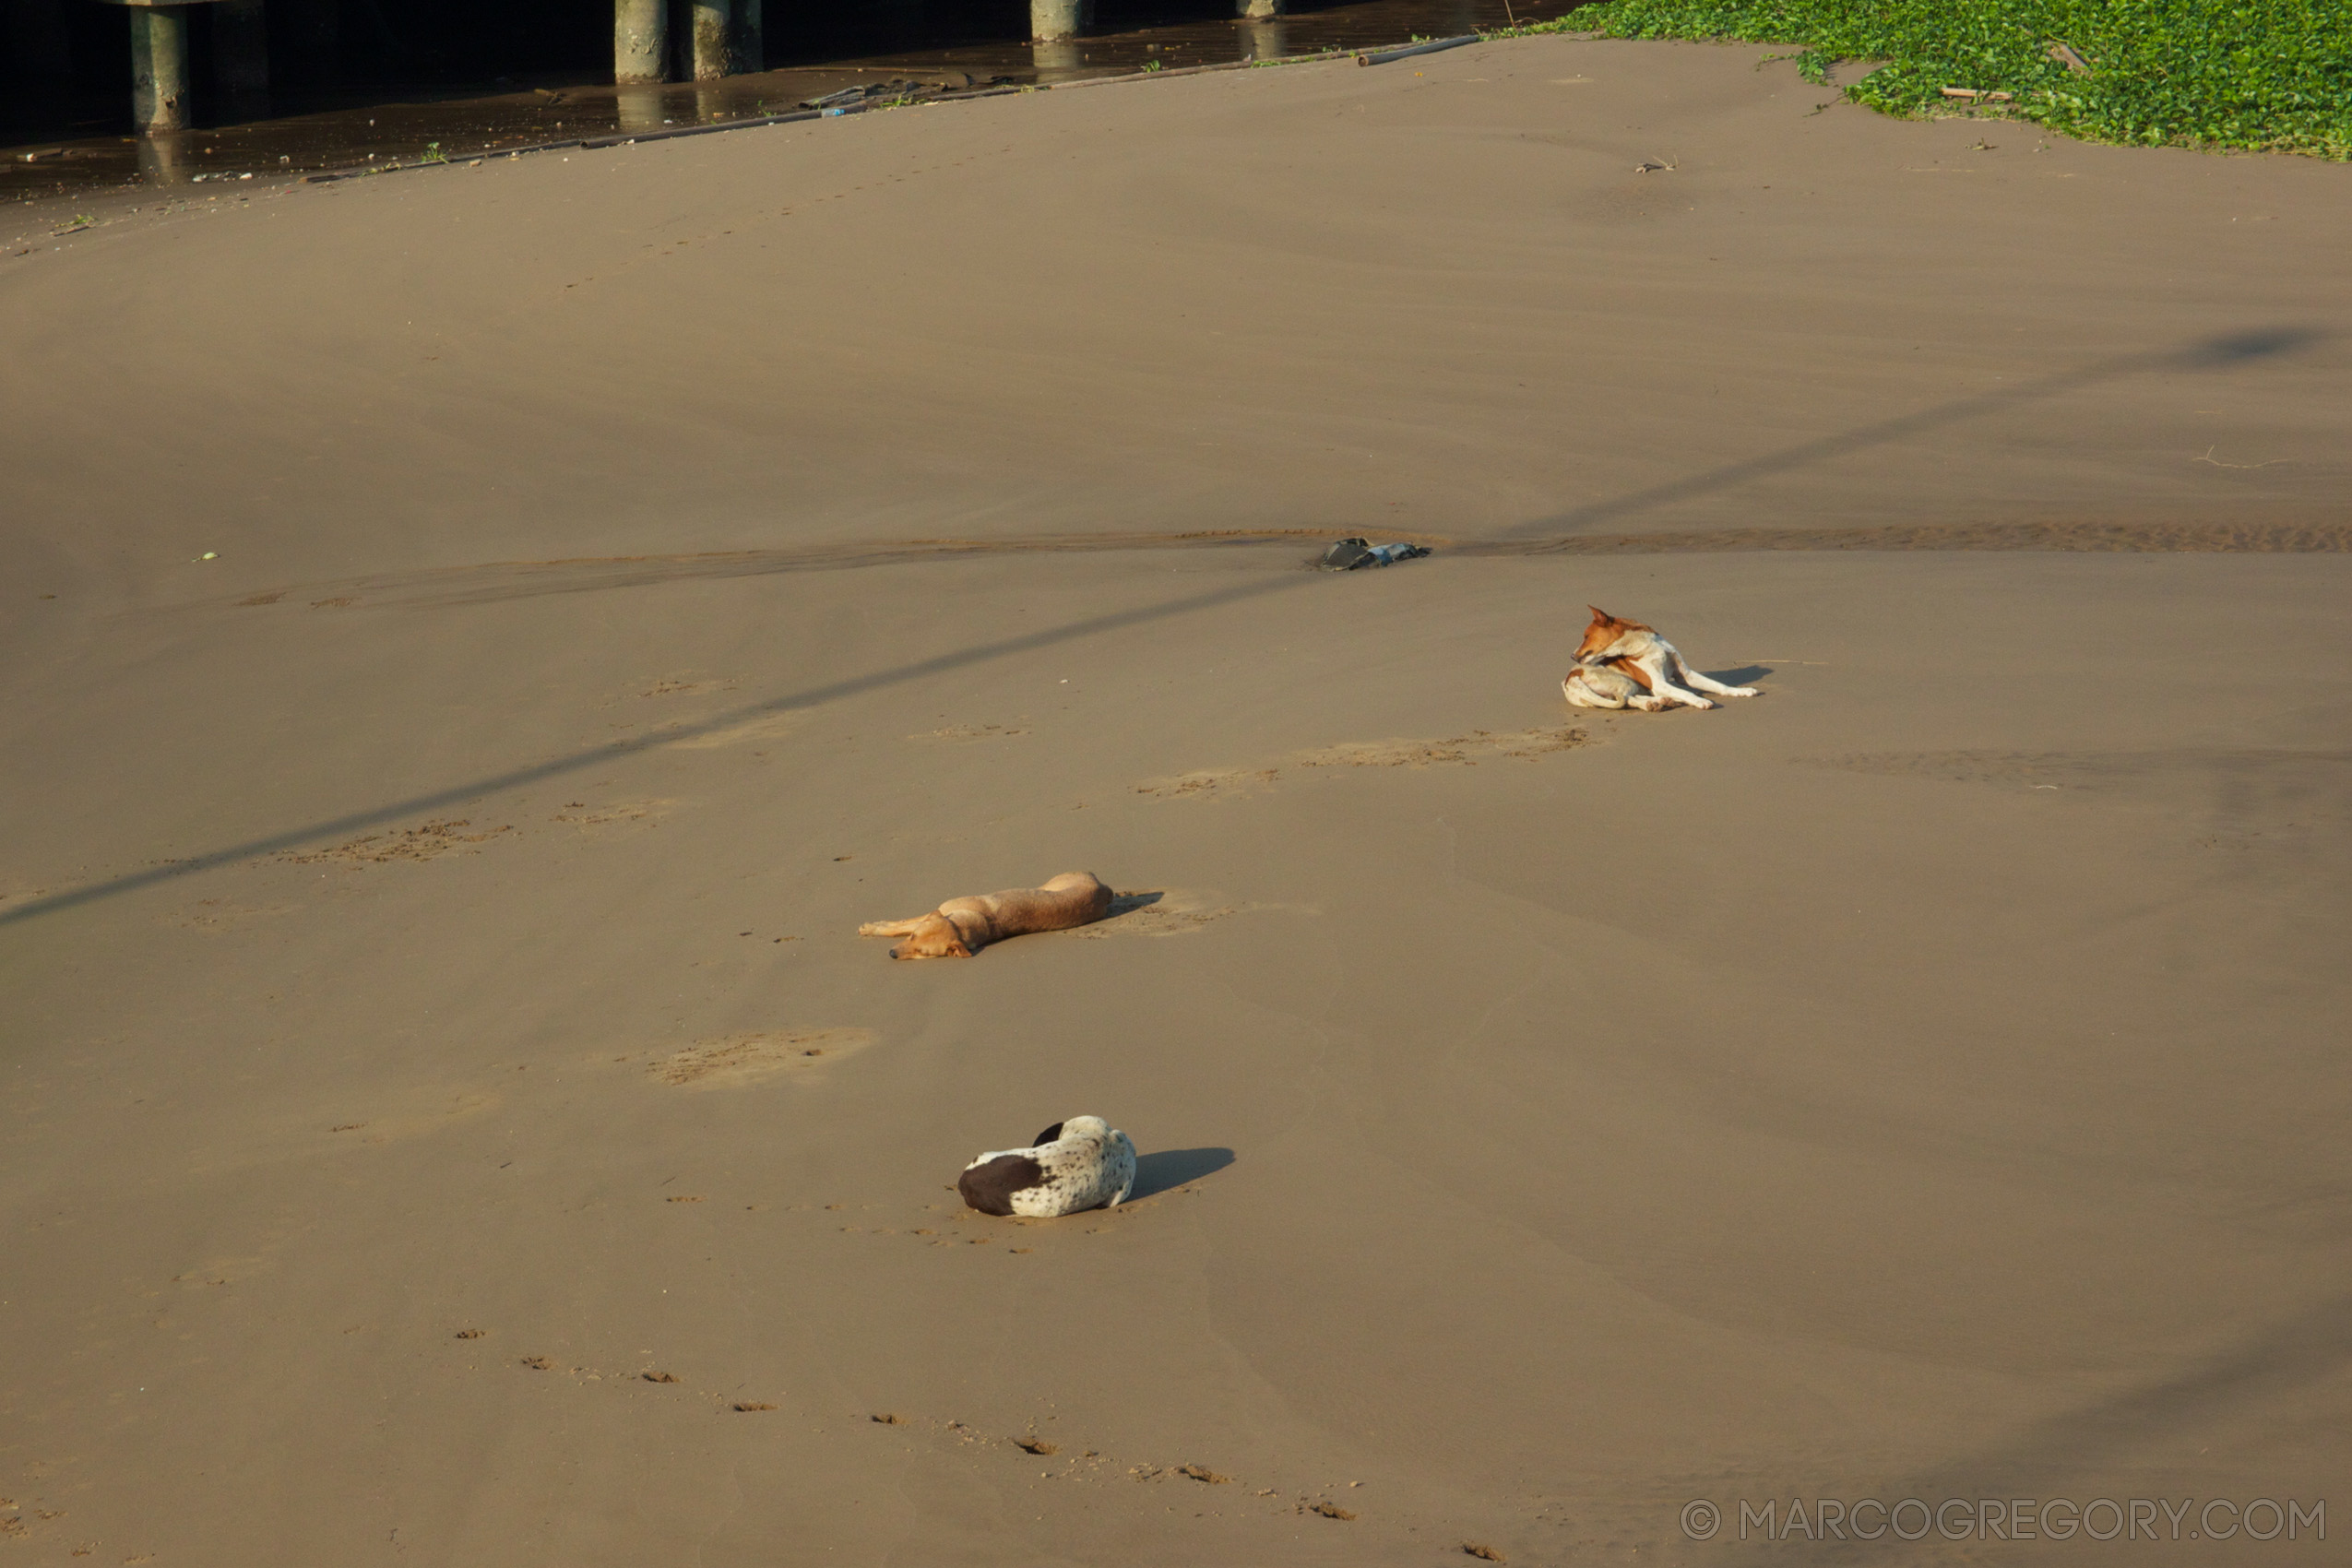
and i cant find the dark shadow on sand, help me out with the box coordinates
[6,329,2324,934]
[1500,326,2329,540]
[1103,890,1165,919]
[1707,665,1773,687]
[0,576,1313,931]
[1131,1146,1235,1200]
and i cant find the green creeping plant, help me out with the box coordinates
[1518,0,2351,158]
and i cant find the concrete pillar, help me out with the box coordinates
[214,0,269,93]
[734,0,759,72]
[130,6,193,133]
[1235,0,1281,19]
[614,0,665,82]
[1030,0,1079,42]
[5,0,74,85]
[688,0,727,78]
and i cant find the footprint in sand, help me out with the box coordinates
[1133,768,1278,801]
[909,723,1031,742]
[551,798,677,829]
[172,898,294,932]
[280,819,513,866]
[1136,727,1587,799]
[1294,727,1587,767]
[638,1028,877,1088]
[315,1092,497,1147]
[636,674,739,700]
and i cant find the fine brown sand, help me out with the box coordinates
[4,37,2349,1567]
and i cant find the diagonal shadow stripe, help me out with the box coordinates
[0,572,1312,932]
[1502,327,2330,539]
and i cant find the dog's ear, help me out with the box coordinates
[1586,605,1613,624]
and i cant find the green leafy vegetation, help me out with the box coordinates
[1522,0,2352,157]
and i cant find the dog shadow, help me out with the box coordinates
[1103,889,1164,920]
[1130,1146,1235,1200]
[1709,664,1773,686]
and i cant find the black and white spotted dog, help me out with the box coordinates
[958,1115,1137,1218]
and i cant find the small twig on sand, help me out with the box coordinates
[2193,445,2290,469]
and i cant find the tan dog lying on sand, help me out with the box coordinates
[858,872,1114,959]
[1562,606,1762,712]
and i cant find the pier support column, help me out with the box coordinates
[614,0,666,81]
[215,0,269,93]
[734,0,760,72]
[1235,0,1281,18]
[130,6,193,133]
[689,0,727,78]
[1030,0,1078,42]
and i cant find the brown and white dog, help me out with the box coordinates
[958,1115,1137,1218]
[1562,606,1761,712]
[857,871,1113,959]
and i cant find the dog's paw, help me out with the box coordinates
[1722,687,1760,698]
[1678,696,1717,710]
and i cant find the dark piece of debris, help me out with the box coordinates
[1319,538,1432,571]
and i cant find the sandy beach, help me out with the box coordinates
[4,36,2348,1566]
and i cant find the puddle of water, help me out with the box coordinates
[4,0,1584,208]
